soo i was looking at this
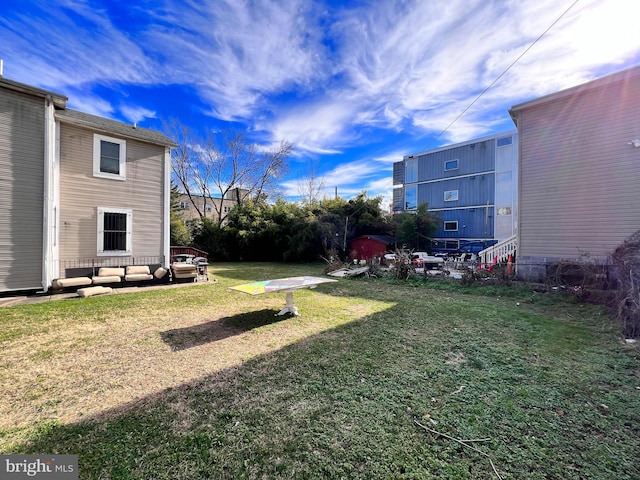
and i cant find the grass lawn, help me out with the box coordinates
[1,262,639,479]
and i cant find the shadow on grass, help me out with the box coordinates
[7,279,639,480]
[160,309,290,351]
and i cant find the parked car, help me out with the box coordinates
[411,252,444,269]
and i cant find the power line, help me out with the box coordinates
[425,0,580,149]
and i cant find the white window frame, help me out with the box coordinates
[444,190,459,202]
[444,159,458,171]
[180,201,190,209]
[97,207,132,256]
[444,221,458,232]
[93,134,126,180]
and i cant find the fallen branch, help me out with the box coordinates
[414,420,503,480]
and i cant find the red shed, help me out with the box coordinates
[349,235,395,261]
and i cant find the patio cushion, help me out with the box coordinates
[92,275,122,284]
[78,286,112,298]
[154,267,168,279]
[126,265,150,275]
[52,277,92,289]
[97,267,125,277]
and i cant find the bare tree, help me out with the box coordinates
[167,120,206,218]
[295,155,326,205]
[166,121,293,226]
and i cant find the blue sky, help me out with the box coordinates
[2,0,639,208]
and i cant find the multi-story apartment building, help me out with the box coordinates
[392,131,518,254]
[176,188,249,224]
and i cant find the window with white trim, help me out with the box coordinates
[93,134,126,180]
[180,201,190,209]
[444,159,458,171]
[444,221,458,231]
[444,190,459,202]
[97,207,132,256]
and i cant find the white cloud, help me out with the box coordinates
[0,0,153,90]
[2,0,638,183]
[119,105,157,124]
[145,0,328,120]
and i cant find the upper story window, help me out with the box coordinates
[444,190,459,202]
[405,184,417,210]
[405,158,418,183]
[179,201,190,209]
[205,204,213,212]
[93,134,126,180]
[444,159,458,171]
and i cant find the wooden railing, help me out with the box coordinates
[170,246,209,260]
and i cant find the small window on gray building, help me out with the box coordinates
[444,221,458,231]
[180,201,190,209]
[444,190,459,202]
[444,159,458,171]
[445,240,460,250]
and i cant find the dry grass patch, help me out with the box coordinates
[0,269,394,448]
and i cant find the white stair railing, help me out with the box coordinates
[479,235,517,265]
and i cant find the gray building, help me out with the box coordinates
[393,132,518,254]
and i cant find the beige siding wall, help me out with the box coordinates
[58,124,165,272]
[518,78,640,262]
[0,89,44,290]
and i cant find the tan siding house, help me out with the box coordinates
[510,66,640,281]
[0,76,175,292]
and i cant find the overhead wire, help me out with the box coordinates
[425,0,580,150]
